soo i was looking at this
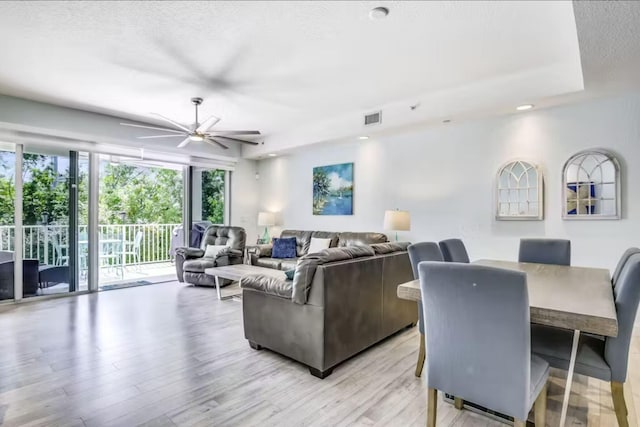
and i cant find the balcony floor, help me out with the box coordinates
[33,262,177,297]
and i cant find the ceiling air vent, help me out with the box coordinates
[364,111,382,126]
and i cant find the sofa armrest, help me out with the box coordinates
[175,247,205,259]
[241,274,292,299]
[247,244,273,257]
[246,244,273,265]
[218,247,243,258]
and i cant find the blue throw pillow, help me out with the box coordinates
[272,237,297,259]
[284,269,295,280]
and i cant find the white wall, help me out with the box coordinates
[255,93,640,272]
[231,159,260,243]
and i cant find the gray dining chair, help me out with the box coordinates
[407,242,444,378]
[438,239,470,263]
[612,247,640,287]
[419,262,549,427]
[531,252,640,427]
[518,238,571,266]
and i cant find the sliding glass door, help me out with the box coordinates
[0,145,16,301]
[20,147,88,298]
[0,140,227,303]
[97,155,183,289]
[192,168,227,225]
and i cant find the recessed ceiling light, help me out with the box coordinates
[516,104,534,111]
[358,136,369,140]
[268,153,277,157]
[442,119,451,124]
[369,6,389,20]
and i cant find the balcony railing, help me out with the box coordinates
[0,223,181,267]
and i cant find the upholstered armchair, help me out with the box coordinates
[175,226,246,287]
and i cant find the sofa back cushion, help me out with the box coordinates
[370,242,411,255]
[200,226,246,251]
[337,232,388,247]
[280,230,313,256]
[292,246,376,304]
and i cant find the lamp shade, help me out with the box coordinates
[257,212,275,226]
[383,210,410,231]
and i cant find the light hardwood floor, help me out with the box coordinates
[0,282,638,427]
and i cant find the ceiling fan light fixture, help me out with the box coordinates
[121,98,260,151]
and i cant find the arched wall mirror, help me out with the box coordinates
[562,149,621,220]
[496,160,543,220]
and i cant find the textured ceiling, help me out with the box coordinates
[0,1,583,144]
[0,1,638,156]
[573,0,640,94]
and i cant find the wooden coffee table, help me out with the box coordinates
[204,264,286,300]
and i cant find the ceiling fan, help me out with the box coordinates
[120,97,261,150]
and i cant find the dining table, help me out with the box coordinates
[396,259,618,427]
[78,238,126,276]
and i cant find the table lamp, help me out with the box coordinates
[257,212,275,243]
[383,209,411,241]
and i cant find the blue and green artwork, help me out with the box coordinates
[313,162,353,215]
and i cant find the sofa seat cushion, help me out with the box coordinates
[255,257,282,270]
[279,259,299,271]
[241,274,292,299]
[183,258,216,273]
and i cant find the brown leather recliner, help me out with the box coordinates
[175,226,246,287]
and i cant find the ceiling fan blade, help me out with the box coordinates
[120,123,185,134]
[177,137,192,148]
[212,135,260,146]
[207,130,261,136]
[206,138,229,150]
[150,113,192,133]
[196,115,221,133]
[137,134,187,139]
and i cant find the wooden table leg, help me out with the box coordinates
[559,329,580,426]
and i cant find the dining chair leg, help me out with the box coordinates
[534,382,547,426]
[454,397,463,410]
[513,420,526,427]
[415,333,426,377]
[427,388,437,427]
[611,381,629,427]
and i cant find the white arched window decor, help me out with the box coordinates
[562,149,621,220]
[496,160,543,220]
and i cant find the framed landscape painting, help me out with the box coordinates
[313,162,353,215]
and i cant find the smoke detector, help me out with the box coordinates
[369,7,389,20]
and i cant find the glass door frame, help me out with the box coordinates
[8,144,89,302]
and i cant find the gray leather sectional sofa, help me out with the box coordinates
[241,242,418,378]
[246,229,388,271]
[175,225,246,287]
